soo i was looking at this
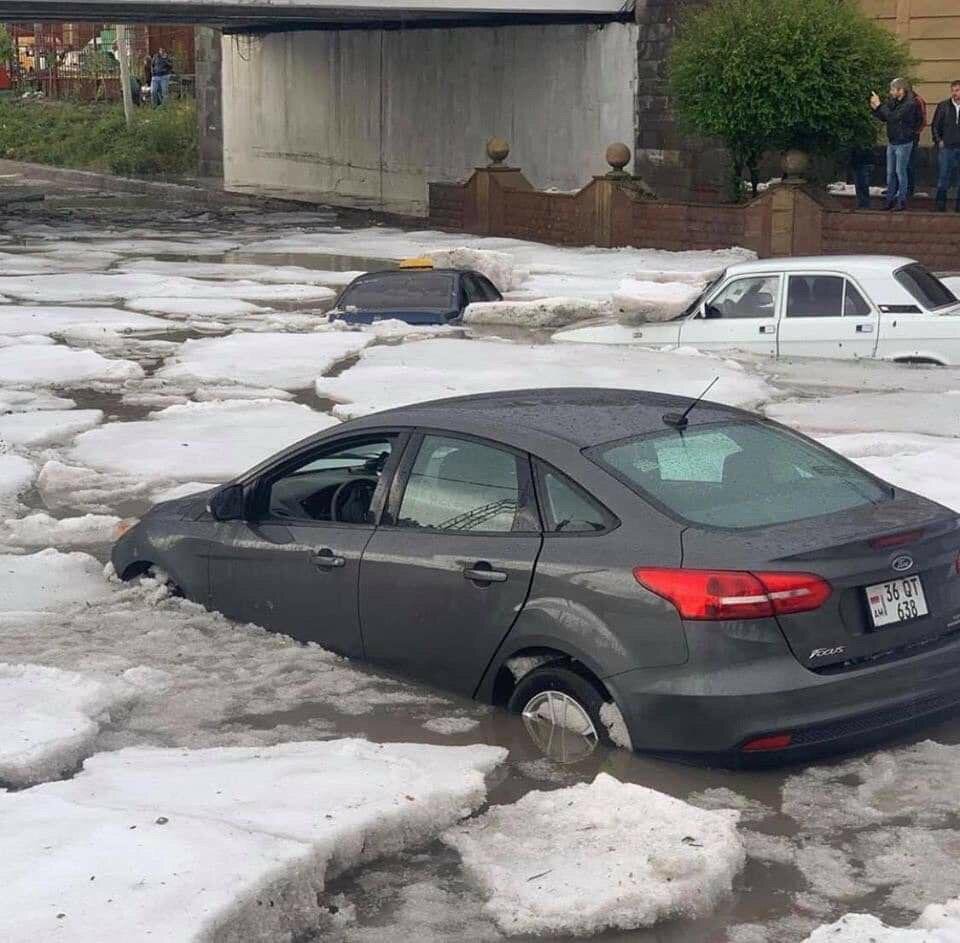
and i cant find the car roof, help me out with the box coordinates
[349,268,476,279]
[723,255,917,277]
[345,388,752,450]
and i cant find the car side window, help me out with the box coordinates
[397,435,529,532]
[472,275,502,302]
[705,276,779,319]
[786,275,844,318]
[843,281,871,317]
[536,463,612,533]
[265,436,395,525]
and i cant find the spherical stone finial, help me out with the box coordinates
[606,142,631,173]
[486,136,510,166]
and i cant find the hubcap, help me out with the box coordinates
[521,690,599,764]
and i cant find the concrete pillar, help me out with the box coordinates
[195,26,223,180]
[633,0,730,201]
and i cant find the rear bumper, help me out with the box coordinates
[605,624,960,766]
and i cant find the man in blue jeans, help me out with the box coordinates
[932,80,960,212]
[150,47,174,107]
[870,79,924,211]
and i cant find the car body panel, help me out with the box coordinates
[625,255,960,364]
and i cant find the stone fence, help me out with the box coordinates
[428,141,960,272]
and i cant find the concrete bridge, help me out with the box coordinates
[4,0,701,216]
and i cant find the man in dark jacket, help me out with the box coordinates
[150,47,174,107]
[871,79,924,211]
[932,80,960,211]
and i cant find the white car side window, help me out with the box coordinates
[705,276,779,320]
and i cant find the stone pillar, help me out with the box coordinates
[633,0,730,201]
[195,26,223,180]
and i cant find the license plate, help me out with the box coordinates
[865,575,928,628]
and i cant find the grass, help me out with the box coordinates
[0,99,198,178]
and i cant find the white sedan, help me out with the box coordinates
[605,256,960,364]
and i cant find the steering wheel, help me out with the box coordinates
[330,477,379,523]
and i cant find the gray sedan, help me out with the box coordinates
[112,389,960,764]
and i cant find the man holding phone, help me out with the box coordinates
[870,79,924,211]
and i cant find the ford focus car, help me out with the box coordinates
[327,264,502,326]
[631,255,960,364]
[113,389,960,765]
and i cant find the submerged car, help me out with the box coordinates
[632,255,960,364]
[113,389,960,764]
[328,264,502,325]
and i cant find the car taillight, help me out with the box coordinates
[741,733,792,752]
[632,567,831,621]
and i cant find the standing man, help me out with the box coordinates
[870,79,924,211]
[932,80,960,212]
[150,46,173,107]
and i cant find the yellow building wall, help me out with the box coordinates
[862,0,960,139]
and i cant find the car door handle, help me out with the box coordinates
[855,323,875,333]
[311,549,345,569]
[758,324,776,334]
[463,564,508,583]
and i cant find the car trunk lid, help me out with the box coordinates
[680,492,960,671]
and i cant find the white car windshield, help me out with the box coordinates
[673,273,723,321]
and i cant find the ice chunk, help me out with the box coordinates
[424,248,529,292]
[0,662,136,786]
[0,409,102,447]
[0,388,75,412]
[150,481,216,503]
[69,399,335,484]
[1,739,506,942]
[821,433,960,511]
[0,549,114,612]
[769,393,960,438]
[156,331,373,391]
[0,344,143,387]
[463,297,608,327]
[0,512,122,548]
[442,772,744,936]
[120,258,365,286]
[316,337,773,419]
[37,460,155,514]
[612,278,702,323]
[0,305,169,337]
[803,898,960,942]
[422,717,481,735]
[0,453,35,513]
[0,273,336,304]
[126,297,269,319]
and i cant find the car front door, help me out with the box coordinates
[679,274,781,355]
[358,432,542,694]
[206,432,405,657]
[776,273,880,359]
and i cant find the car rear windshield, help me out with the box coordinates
[591,421,890,529]
[894,263,957,311]
[339,273,457,312]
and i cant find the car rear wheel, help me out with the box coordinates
[508,665,613,763]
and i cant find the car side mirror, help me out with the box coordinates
[208,484,245,522]
[704,304,722,320]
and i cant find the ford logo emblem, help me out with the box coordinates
[891,554,914,573]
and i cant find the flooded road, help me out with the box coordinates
[2,177,960,942]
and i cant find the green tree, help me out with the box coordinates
[0,25,14,66]
[669,0,913,199]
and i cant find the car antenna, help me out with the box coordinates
[663,376,720,430]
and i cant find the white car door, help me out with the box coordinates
[678,274,781,356]
[776,273,879,359]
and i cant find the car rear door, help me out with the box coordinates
[358,432,542,694]
[678,273,781,355]
[205,432,405,657]
[776,273,879,359]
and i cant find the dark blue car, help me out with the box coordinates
[328,267,503,326]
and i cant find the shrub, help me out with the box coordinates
[0,99,197,177]
[0,26,13,66]
[669,0,913,198]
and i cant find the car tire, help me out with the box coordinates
[507,664,614,748]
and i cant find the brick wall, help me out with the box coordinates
[427,183,466,232]
[499,191,590,246]
[625,200,746,250]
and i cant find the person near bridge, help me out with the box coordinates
[150,48,174,107]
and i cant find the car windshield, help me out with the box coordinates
[894,263,958,311]
[338,272,457,312]
[591,421,890,529]
[672,272,724,320]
